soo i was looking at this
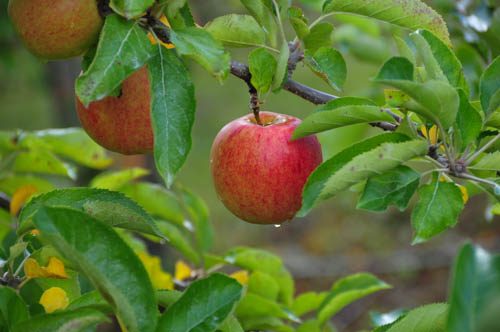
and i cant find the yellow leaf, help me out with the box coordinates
[175,260,192,281]
[39,287,69,313]
[148,15,175,49]
[137,251,174,290]
[42,257,68,279]
[229,270,249,286]
[24,258,45,279]
[458,185,468,204]
[421,125,439,145]
[10,185,37,216]
[153,271,174,290]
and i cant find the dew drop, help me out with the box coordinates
[494,185,500,196]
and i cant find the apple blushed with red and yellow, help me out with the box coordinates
[76,66,154,155]
[210,112,322,224]
[8,0,103,60]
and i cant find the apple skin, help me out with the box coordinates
[8,0,103,60]
[76,66,154,155]
[210,112,323,224]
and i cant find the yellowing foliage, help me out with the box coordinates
[39,287,69,313]
[10,185,37,216]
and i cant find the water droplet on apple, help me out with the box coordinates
[273,224,281,228]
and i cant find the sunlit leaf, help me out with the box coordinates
[322,0,450,46]
[205,14,266,48]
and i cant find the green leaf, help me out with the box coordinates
[292,291,328,317]
[90,168,149,190]
[12,308,109,332]
[469,151,500,171]
[75,14,154,107]
[164,1,194,29]
[292,97,393,139]
[109,0,154,19]
[148,46,196,187]
[303,23,334,55]
[322,0,450,46]
[272,42,290,92]
[318,273,391,326]
[8,242,27,269]
[375,57,414,81]
[170,27,230,82]
[157,289,183,308]
[306,47,346,91]
[393,35,415,64]
[224,247,294,306]
[0,286,29,331]
[67,291,112,314]
[156,273,243,332]
[456,89,482,150]
[375,58,459,129]
[240,316,294,332]
[18,188,163,242]
[219,315,244,332]
[249,48,277,96]
[179,186,214,254]
[410,30,469,96]
[447,243,500,332]
[204,14,266,48]
[288,7,309,40]
[480,56,500,117]
[384,89,411,108]
[119,182,185,226]
[357,165,420,212]
[384,303,447,332]
[411,173,464,244]
[248,271,280,301]
[299,133,428,216]
[32,206,157,332]
[13,150,76,179]
[241,0,279,47]
[296,319,337,332]
[235,293,300,322]
[154,220,200,265]
[0,175,54,196]
[19,128,112,169]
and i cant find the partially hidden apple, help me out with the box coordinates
[210,112,322,224]
[76,66,154,155]
[8,0,103,60]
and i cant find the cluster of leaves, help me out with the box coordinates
[0,127,396,331]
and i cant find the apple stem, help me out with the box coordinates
[245,77,262,125]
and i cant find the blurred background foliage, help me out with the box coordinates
[1,0,500,330]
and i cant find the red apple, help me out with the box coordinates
[210,112,322,224]
[75,66,154,155]
[8,0,103,60]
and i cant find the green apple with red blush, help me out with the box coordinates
[210,112,322,225]
[8,0,103,60]
[76,66,154,155]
